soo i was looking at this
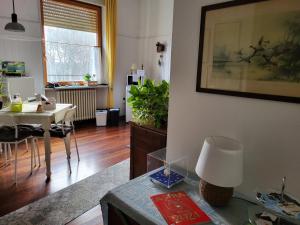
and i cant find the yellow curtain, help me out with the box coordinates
[105,0,117,108]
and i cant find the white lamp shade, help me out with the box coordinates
[195,136,243,188]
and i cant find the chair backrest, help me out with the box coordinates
[63,106,77,126]
[0,115,18,139]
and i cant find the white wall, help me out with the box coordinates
[0,0,44,94]
[114,0,174,115]
[167,0,300,199]
[114,0,140,115]
[138,0,173,81]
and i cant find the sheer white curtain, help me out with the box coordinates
[44,26,102,82]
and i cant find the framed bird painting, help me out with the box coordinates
[196,0,300,103]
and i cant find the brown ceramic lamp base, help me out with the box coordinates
[200,180,233,207]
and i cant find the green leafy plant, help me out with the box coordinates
[0,77,4,98]
[0,78,5,109]
[83,73,91,81]
[128,79,169,128]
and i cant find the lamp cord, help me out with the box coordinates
[232,195,257,205]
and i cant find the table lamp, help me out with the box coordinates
[195,136,243,206]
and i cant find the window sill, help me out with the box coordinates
[45,84,108,91]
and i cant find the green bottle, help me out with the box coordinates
[11,94,23,112]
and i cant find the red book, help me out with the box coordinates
[151,191,211,225]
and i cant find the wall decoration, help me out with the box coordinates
[196,0,300,103]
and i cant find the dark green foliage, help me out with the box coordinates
[127,79,169,128]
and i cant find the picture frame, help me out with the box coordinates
[196,0,300,103]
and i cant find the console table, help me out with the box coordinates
[100,170,255,225]
[130,122,167,179]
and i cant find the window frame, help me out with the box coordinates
[40,0,102,85]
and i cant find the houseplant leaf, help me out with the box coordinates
[128,78,169,128]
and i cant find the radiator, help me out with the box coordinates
[56,89,97,121]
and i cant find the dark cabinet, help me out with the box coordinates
[130,122,167,179]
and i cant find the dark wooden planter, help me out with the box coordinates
[0,101,2,110]
[129,122,167,179]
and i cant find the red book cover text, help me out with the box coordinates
[151,191,211,225]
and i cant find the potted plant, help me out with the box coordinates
[0,78,4,110]
[128,78,169,179]
[83,73,91,82]
[128,79,169,129]
[83,73,97,86]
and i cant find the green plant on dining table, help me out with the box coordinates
[128,79,169,128]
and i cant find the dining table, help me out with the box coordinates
[0,103,72,181]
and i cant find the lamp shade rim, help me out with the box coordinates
[206,136,243,152]
[5,22,25,32]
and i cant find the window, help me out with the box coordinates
[41,0,102,83]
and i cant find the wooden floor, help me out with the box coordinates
[0,120,130,225]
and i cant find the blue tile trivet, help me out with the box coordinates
[149,168,184,188]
